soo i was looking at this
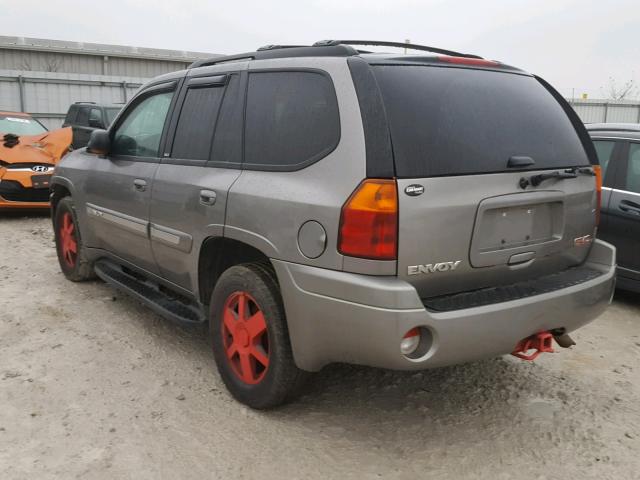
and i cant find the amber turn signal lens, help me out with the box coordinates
[338,179,398,260]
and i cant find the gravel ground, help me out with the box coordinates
[1,212,639,480]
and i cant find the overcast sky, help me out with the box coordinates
[2,0,639,99]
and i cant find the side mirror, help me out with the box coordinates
[88,118,104,129]
[87,129,110,155]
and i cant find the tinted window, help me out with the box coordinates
[592,140,616,175]
[89,108,103,127]
[172,86,224,161]
[244,71,340,169]
[372,66,589,178]
[626,143,640,194]
[112,91,173,158]
[64,105,78,124]
[76,107,90,127]
[211,75,243,165]
[105,108,121,126]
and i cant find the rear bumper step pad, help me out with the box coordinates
[423,266,603,312]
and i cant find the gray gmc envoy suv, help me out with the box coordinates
[50,40,616,408]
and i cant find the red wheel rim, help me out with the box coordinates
[221,291,270,385]
[59,211,78,268]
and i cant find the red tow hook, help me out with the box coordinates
[511,332,555,361]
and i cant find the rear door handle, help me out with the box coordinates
[199,190,217,206]
[619,199,640,215]
[133,179,147,192]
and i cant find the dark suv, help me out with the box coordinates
[587,123,640,292]
[62,102,122,149]
[50,41,615,408]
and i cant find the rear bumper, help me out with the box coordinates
[273,239,616,372]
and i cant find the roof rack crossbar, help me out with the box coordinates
[313,40,482,59]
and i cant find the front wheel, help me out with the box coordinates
[210,263,308,409]
[53,196,95,282]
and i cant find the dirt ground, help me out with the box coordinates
[1,212,639,480]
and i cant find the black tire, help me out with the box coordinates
[210,263,308,409]
[53,196,95,282]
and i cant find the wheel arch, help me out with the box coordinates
[50,177,76,212]
[198,236,274,306]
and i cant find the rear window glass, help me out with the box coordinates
[372,66,588,178]
[244,71,340,170]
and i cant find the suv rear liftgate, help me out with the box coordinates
[371,62,601,305]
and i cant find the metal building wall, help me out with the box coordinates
[0,49,191,78]
[568,99,640,124]
[0,36,217,130]
[0,70,144,129]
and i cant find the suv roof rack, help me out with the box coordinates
[189,44,359,69]
[189,40,481,69]
[312,40,482,59]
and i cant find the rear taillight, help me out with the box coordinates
[438,55,499,67]
[338,179,398,260]
[594,165,602,226]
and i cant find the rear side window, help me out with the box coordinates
[211,75,243,165]
[244,71,340,170]
[64,105,78,124]
[372,66,589,178]
[172,86,224,161]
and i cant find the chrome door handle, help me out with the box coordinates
[199,190,217,206]
[133,179,147,192]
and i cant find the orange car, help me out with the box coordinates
[0,111,72,209]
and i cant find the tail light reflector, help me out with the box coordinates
[338,179,398,260]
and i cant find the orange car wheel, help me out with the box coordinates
[53,197,95,282]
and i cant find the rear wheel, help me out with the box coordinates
[210,263,308,409]
[53,196,95,281]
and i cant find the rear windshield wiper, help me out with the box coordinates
[519,167,594,189]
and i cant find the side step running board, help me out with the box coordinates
[94,260,206,326]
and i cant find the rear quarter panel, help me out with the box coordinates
[225,58,371,272]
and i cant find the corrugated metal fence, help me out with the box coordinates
[0,69,145,129]
[1,68,639,130]
[566,99,640,124]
